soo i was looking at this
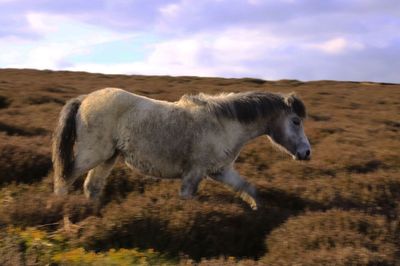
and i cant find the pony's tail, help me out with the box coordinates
[52,95,84,196]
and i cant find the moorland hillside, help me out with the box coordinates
[0,69,399,265]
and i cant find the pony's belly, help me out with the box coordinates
[124,155,182,179]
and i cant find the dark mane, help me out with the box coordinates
[183,91,306,123]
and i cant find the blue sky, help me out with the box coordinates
[0,0,399,82]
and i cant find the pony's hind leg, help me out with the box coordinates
[60,151,117,234]
[209,167,258,210]
[55,142,115,198]
[84,152,119,203]
[54,158,98,197]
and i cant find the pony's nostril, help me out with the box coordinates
[295,149,311,160]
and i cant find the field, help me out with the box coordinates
[0,69,399,265]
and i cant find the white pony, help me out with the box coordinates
[53,88,311,210]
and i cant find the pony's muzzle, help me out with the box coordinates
[295,148,311,161]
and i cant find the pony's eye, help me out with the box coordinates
[292,118,301,126]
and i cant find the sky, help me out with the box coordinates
[0,0,399,83]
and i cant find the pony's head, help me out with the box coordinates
[266,93,311,160]
[184,91,311,160]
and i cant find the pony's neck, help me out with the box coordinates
[222,119,267,148]
[241,120,267,141]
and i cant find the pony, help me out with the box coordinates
[52,88,311,210]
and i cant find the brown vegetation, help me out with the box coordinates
[0,69,399,265]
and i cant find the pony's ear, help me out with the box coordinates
[284,92,296,106]
[285,92,307,118]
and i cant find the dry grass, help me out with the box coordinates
[263,210,399,265]
[0,69,399,265]
[0,144,51,185]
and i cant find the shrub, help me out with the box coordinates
[76,185,290,260]
[0,144,51,184]
[0,227,67,266]
[262,210,398,265]
[0,189,64,227]
[53,247,173,266]
[0,95,11,108]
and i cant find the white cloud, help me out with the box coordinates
[212,28,283,62]
[65,27,390,82]
[307,37,365,54]
[66,28,286,78]
[145,27,285,68]
[66,39,221,77]
[247,0,262,6]
[26,12,58,34]
[159,3,181,18]
[2,12,135,69]
[148,38,203,66]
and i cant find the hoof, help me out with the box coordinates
[62,215,81,234]
[239,192,258,210]
[180,191,195,200]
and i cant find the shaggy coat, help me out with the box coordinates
[53,88,311,209]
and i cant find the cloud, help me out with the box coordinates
[159,3,181,18]
[1,12,135,69]
[26,12,58,35]
[72,29,397,83]
[0,0,399,82]
[307,37,364,55]
[3,0,398,36]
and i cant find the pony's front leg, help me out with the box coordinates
[180,171,203,199]
[210,167,258,210]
